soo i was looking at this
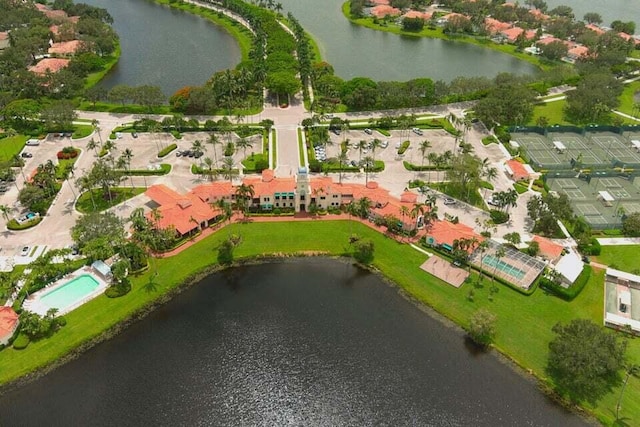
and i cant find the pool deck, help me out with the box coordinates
[23,266,109,316]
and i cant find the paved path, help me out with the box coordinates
[596,237,640,245]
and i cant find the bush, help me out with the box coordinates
[540,265,592,301]
[12,333,30,350]
[56,148,79,159]
[489,209,509,224]
[170,130,182,139]
[224,143,235,157]
[353,239,375,264]
[6,216,42,230]
[468,308,497,347]
[105,280,132,298]
[397,140,410,155]
[158,143,177,158]
[122,164,172,176]
[482,136,496,145]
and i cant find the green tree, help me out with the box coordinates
[352,238,374,264]
[547,319,626,404]
[565,73,623,124]
[622,212,640,236]
[468,308,497,347]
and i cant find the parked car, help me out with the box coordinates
[581,255,591,264]
[194,151,203,158]
[364,128,373,135]
[63,132,72,138]
[412,127,424,136]
[132,132,138,138]
[26,139,40,146]
[380,141,388,148]
[443,198,456,205]
[21,152,33,158]
[20,246,30,256]
[487,198,499,207]
[176,150,183,157]
[331,128,341,136]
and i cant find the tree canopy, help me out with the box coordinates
[547,319,626,404]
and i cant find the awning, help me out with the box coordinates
[442,243,452,251]
[553,141,566,151]
[620,291,631,306]
[598,191,614,202]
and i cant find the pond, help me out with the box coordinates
[0,259,587,426]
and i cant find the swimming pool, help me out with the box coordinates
[482,255,526,280]
[24,267,107,315]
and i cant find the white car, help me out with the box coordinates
[380,141,389,148]
[443,198,456,205]
[412,127,424,136]
[20,246,30,256]
[25,139,40,146]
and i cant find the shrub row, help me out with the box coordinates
[120,164,172,176]
[540,265,592,301]
[397,141,410,155]
[158,144,178,158]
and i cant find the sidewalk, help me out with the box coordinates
[596,237,640,245]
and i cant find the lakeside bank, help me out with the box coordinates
[0,220,633,425]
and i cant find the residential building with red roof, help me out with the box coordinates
[402,10,433,21]
[585,23,605,35]
[532,235,563,262]
[48,40,84,56]
[485,18,512,35]
[501,27,537,43]
[367,0,390,5]
[528,8,549,21]
[0,307,19,346]
[28,58,70,74]
[424,220,482,251]
[567,45,589,61]
[145,184,219,236]
[370,5,401,18]
[504,159,534,182]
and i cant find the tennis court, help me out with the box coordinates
[512,131,640,169]
[547,176,640,228]
[468,241,546,290]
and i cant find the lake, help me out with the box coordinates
[82,0,242,96]
[0,259,587,426]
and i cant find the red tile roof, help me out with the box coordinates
[0,307,19,341]
[568,45,589,58]
[190,182,235,203]
[536,36,563,45]
[426,220,482,249]
[501,27,537,42]
[505,159,530,181]
[485,18,512,34]
[528,8,549,21]
[402,10,432,20]
[532,235,563,260]
[145,184,218,235]
[28,58,70,74]
[585,24,605,35]
[48,40,84,55]
[371,5,401,18]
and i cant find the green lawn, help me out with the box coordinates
[617,80,640,118]
[0,135,28,162]
[75,187,146,213]
[529,100,570,126]
[0,221,638,424]
[72,125,94,139]
[593,245,640,273]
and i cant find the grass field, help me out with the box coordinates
[529,99,570,126]
[0,221,638,425]
[75,187,146,213]
[593,244,640,273]
[0,135,28,162]
[617,80,640,118]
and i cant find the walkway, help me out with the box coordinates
[596,237,640,245]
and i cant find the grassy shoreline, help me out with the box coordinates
[0,221,637,424]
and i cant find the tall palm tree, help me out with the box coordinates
[492,245,506,284]
[0,204,11,224]
[87,138,99,157]
[76,175,96,211]
[419,140,431,168]
[363,155,374,186]
[120,148,135,189]
[191,139,205,157]
[221,157,235,184]
[399,205,410,234]
[235,137,252,159]
[370,138,381,162]
[483,166,498,199]
[337,151,348,184]
[207,133,221,167]
[234,183,255,216]
[356,197,372,219]
[357,140,368,161]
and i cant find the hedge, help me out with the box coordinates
[489,209,509,224]
[397,141,410,155]
[12,333,30,350]
[170,130,182,139]
[7,216,42,230]
[540,265,592,301]
[105,282,132,298]
[158,144,177,158]
[120,164,172,176]
[403,161,451,172]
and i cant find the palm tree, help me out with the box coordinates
[483,166,498,199]
[234,183,255,216]
[120,148,135,189]
[370,138,382,162]
[477,240,490,283]
[363,155,374,186]
[338,151,348,184]
[236,137,252,159]
[76,175,96,211]
[207,133,221,167]
[357,140,368,162]
[492,245,506,284]
[191,139,205,157]
[92,119,102,145]
[87,138,99,157]
[356,197,372,219]
[221,157,235,184]
[0,204,11,224]
[203,157,215,181]
[399,205,410,234]
[427,152,438,183]
[419,140,431,168]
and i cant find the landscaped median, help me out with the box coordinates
[0,221,636,424]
